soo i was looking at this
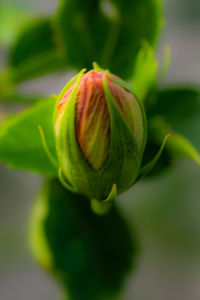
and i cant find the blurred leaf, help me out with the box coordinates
[56,0,163,78]
[147,88,200,165]
[0,96,57,174]
[157,44,171,80]
[0,70,44,102]
[10,18,57,66]
[132,42,158,101]
[0,91,44,104]
[30,179,135,300]
[0,3,32,46]
[8,18,66,82]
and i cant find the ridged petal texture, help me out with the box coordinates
[56,70,144,171]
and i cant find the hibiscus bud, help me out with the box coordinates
[55,67,146,201]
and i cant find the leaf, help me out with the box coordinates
[30,179,135,300]
[56,0,163,78]
[8,18,66,82]
[0,96,58,174]
[147,88,200,165]
[132,42,158,101]
[0,2,32,46]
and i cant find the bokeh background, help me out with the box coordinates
[0,0,200,299]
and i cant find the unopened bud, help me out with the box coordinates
[55,67,146,201]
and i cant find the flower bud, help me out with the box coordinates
[54,67,146,201]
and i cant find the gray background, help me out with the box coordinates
[0,0,200,299]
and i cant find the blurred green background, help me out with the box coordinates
[0,0,200,299]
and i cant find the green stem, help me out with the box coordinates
[60,290,121,300]
[91,198,112,215]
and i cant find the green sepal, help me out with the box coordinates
[38,125,58,170]
[91,184,117,216]
[139,134,170,178]
[58,167,78,194]
[92,62,104,72]
[103,76,141,192]
[107,72,147,157]
[56,71,91,195]
[53,68,87,125]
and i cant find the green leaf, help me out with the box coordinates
[0,96,58,174]
[30,179,135,300]
[0,2,32,46]
[132,42,158,101]
[8,18,66,82]
[147,88,200,165]
[56,0,163,78]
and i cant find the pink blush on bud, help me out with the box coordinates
[57,84,75,111]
